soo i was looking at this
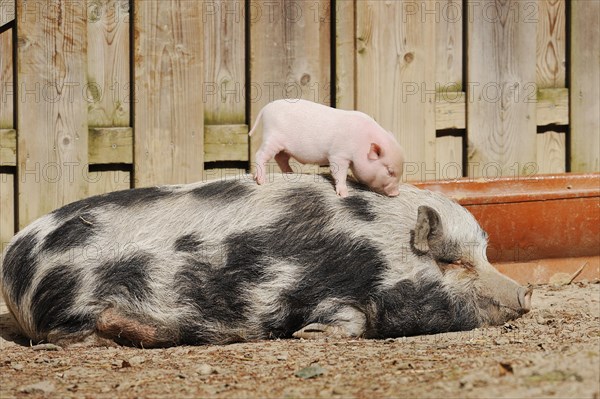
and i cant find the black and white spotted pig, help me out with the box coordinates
[0,174,532,347]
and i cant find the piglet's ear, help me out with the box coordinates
[368,143,382,160]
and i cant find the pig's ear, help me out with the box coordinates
[411,206,444,255]
[368,143,382,160]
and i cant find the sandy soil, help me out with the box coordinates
[1,281,599,399]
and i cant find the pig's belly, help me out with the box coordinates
[286,151,331,166]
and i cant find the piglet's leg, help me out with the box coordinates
[254,139,283,185]
[274,151,293,173]
[329,158,350,197]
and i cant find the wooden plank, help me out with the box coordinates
[335,0,355,110]
[87,170,130,197]
[89,127,133,164]
[204,124,248,162]
[0,128,15,166]
[87,0,130,127]
[466,0,537,178]
[435,135,463,180]
[435,0,462,91]
[436,92,465,130]
[536,0,566,89]
[0,0,15,28]
[202,168,247,183]
[0,173,14,253]
[249,0,331,171]
[203,0,245,124]
[536,131,565,174]
[570,1,600,172]
[537,87,568,126]
[17,1,88,227]
[0,27,12,128]
[436,89,568,130]
[356,1,436,181]
[134,1,204,187]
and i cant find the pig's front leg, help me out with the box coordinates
[330,158,350,197]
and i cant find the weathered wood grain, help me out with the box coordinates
[570,1,600,172]
[0,172,14,252]
[87,170,130,196]
[466,0,537,178]
[17,1,89,227]
[537,87,568,126]
[0,28,12,129]
[249,0,331,170]
[436,92,465,130]
[435,135,463,180]
[204,124,248,162]
[89,127,133,164]
[435,0,462,91]
[203,0,245,124]
[335,0,355,110]
[87,0,130,127]
[536,0,566,89]
[202,168,247,183]
[536,131,565,174]
[0,128,15,166]
[134,0,204,187]
[356,1,436,181]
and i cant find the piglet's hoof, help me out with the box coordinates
[335,186,349,198]
[292,323,350,339]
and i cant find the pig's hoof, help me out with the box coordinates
[253,174,265,185]
[292,323,350,340]
[336,187,349,198]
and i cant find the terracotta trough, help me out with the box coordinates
[415,173,600,285]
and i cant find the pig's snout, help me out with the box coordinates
[517,286,533,313]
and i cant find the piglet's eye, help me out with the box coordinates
[387,169,394,177]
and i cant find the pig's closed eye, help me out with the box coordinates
[387,169,395,177]
[437,259,476,273]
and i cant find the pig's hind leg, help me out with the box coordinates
[274,151,293,173]
[254,139,284,184]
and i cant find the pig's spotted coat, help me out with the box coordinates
[0,175,529,347]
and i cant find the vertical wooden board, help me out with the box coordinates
[87,170,130,196]
[356,1,436,181]
[204,0,245,124]
[570,1,600,172]
[134,1,204,187]
[536,131,565,174]
[435,0,463,91]
[87,0,130,127]
[17,1,89,228]
[0,173,14,255]
[249,0,331,168]
[335,0,355,110]
[0,28,12,129]
[435,135,463,180]
[536,0,566,89]
[466,0,537,178]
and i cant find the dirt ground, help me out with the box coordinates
[1,281,599,399]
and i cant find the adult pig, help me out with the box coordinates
[249,99,405,197]
[0,174,531,347]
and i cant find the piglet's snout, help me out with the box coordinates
[517,286,533,313]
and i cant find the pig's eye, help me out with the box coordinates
[437,259,475,273]
[387,169,395,177]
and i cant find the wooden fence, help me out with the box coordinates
[0,0,598,248]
